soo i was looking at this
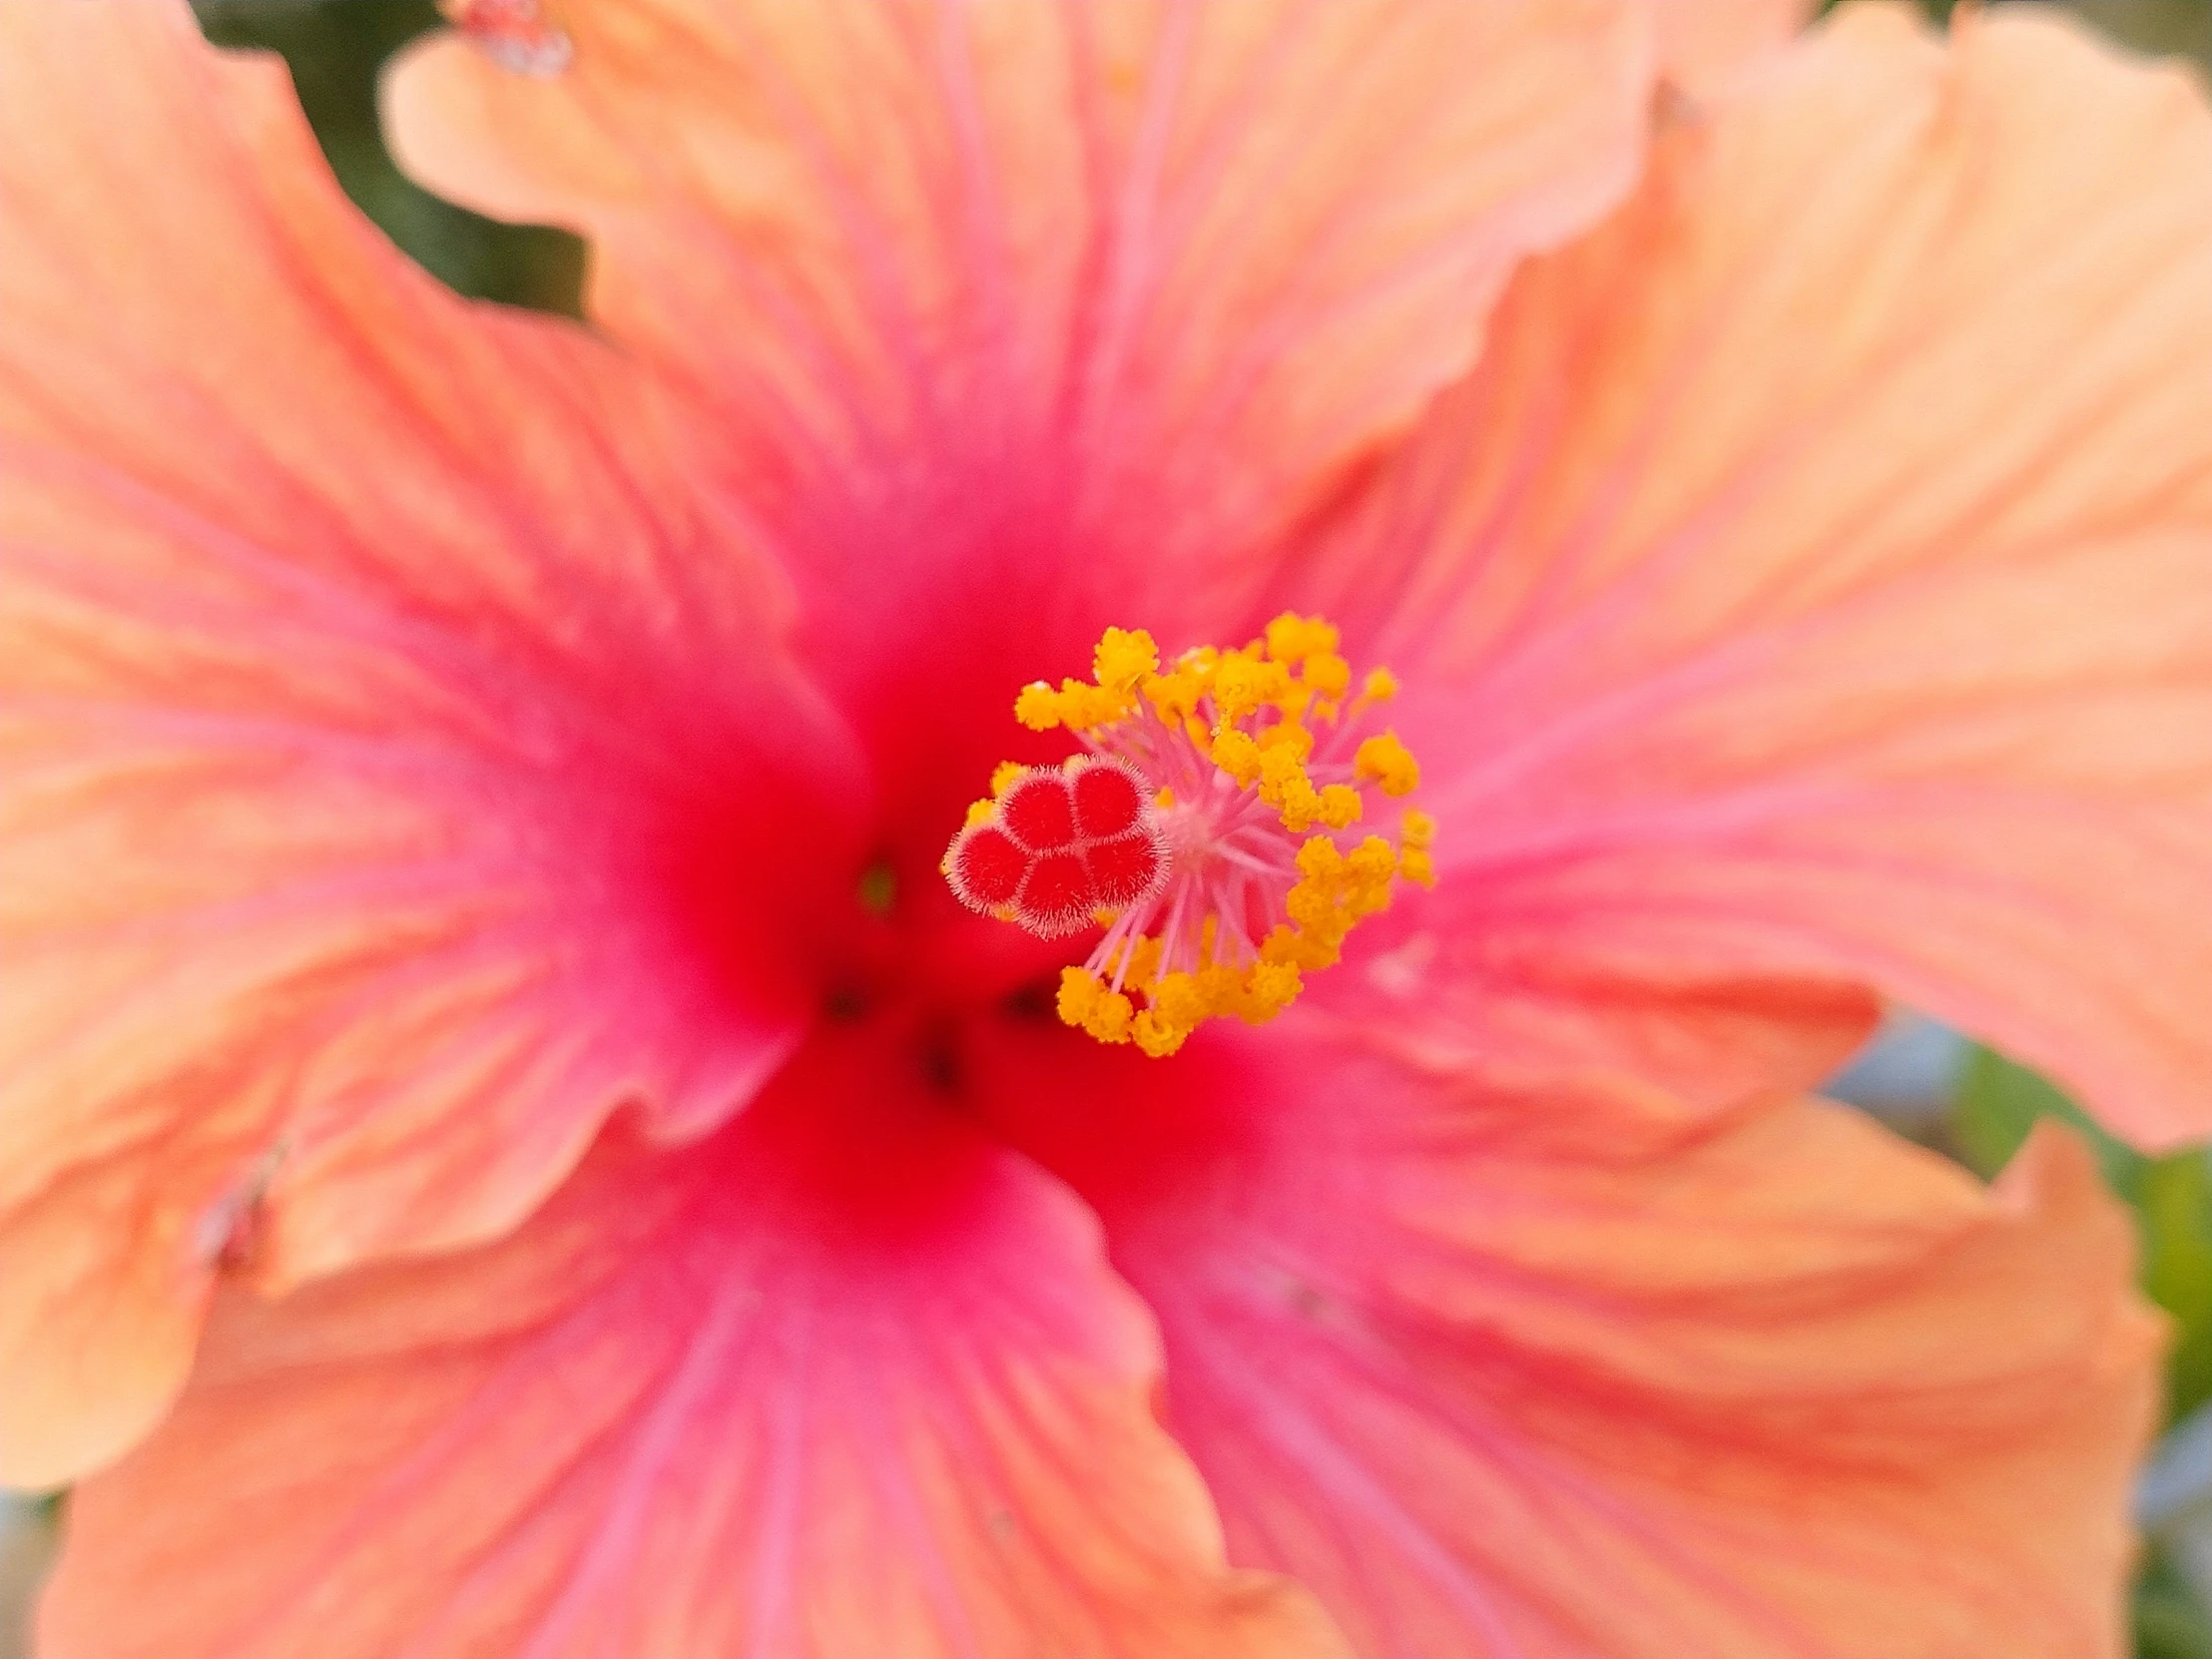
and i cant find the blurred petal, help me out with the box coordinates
[383,0,1652,579]
[38,1046,1343,1659]
[978,1031,2158,1659]
[1296,4,2212,1146]
[0,0,859,1483]
[1656,0,1815,95]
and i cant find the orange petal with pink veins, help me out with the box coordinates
[1296,3,2212,1146]
[382,0,1652,578]
[973,1027,2158,1659]
[0,0,861,1485]
[38,1044,1345,1659]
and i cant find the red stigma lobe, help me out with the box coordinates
[942,760,1168,937]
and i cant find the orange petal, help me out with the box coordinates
[383,0,1652,566]
[1298,4,2212,1146]
[37,1044,1344,1659]
[976,1028,2158,1659]
[0,0,860,1484]
[1321,877,1882,1113]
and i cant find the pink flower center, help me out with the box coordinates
[943,616,1434,1056]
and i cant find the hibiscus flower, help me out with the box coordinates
[4,0,2210,1654]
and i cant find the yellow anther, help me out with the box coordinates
[1302,653,1352,702]
[1296,835,1346,881]
[1195,961,1242,1007]
[1399,847,1436,888]
[1287,880,1339,929]
[1242,960,1303,1021]
[1058,678,1129,732]
[1273,776,1325,833]
[962,798,996,830]
[1210,653,1282,726]
[1361,667,1399,703]
[1057,965,1099,1023]
[1154,788,1176,809]
[1401,810,1436,849]
[1318,785,1363,830]
[1256,721,1314,761]
[1209,728,1264,787]
[990,761,1025,798]
[1256,744,1307,796]
[1132,1011,1189,1058]
[1143,666,1205,725]
[1015,682,1062,731]
[1093,627,1159,694]
[1355,732,1420,796]
[1057,968,1135,1043]
[1349,835,1396,882]
[1150,972,1210,1029]
[1089,992,1136,1042]
[1264,613,1341,665]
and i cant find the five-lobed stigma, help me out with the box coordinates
[943,616,1433,1057]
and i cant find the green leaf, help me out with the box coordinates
[2144,1153,2212,1422]
[1950,1045,2143,1195]
[2138,1547,2212,1659]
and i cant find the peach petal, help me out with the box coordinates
[37,1046,1345,1659]
[1654,0,1816,97]
[0,0,861,1484]
[1316,872,1882,1113]
[976,1029,2158,1659]
[1295,4,2212,1146]
[383,0,1652,577]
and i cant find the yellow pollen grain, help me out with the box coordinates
[990,761,1025,798]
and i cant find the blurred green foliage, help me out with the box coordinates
[2140,1552,2212,1659]
[192,0,584,316]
